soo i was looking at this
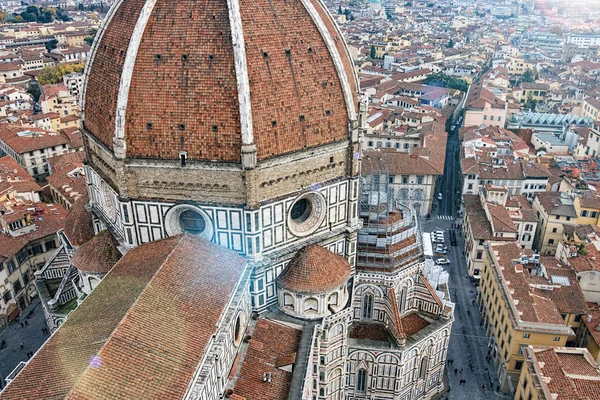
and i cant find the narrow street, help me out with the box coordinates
[423,124,510,399]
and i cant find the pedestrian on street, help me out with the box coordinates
[24,320,28,326]
[460,369,463,375]
[486,355,489,362]
[482,384,486,391]
[497,385,500,392]
[20,322,23,327]
[454,368,458,375]
[19,342,23,348]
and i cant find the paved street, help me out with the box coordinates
[423,123,510,400]
[0,298,50,389]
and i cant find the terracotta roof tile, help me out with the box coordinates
[526,346,600,400]
[277,245,351,294]
[2,234,248,400]
[234,319,301,400]
[63,195,94,246]
[72,230,121,274]
[0,235,182,400]
[85,0,356,162]
[65,234,247,399]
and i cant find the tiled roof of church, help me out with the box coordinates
[0,234,247,400]
[71,229,121,274]
[233,318,302,400]
[63,194,94,246]
[277,245,351,294]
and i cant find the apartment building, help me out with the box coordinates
[515,347,600,400]
[532,192,578,255]
[0,201,67,331]
[0,126,83,181]
[462,186,537,278]
[479,242,587,392]
[463,82,507,128]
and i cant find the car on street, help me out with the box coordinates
[437,193,443,201]
[432,237,444,244]
[435,257,450,265]
[435,248,448,254]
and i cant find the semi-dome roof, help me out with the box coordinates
[277,244,351,294]
[72,230,122,274]
[63,195,94,247]
[83,0,358,163]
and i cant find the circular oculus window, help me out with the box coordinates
[165,205,214,240]
[287,192,326,237]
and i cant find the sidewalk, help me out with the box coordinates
[0,297,50,389]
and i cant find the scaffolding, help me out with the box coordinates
[357,156,424,273]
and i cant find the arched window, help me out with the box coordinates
[419,356,429,380]
[319,388,325,396]
[305,298,318,313]
[362,294,373,319]
[356,368,367,392]
[399,288,407,314]
[319,371,325,381]
[284,293,294,310]
[328,292,338,306]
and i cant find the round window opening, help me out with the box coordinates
[165,205,214,240]
[291,199,313,223]
[233,314,243,346]
[179,210,206,235]
[287,192,326,237]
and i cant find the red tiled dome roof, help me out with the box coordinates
[83,0,358,162]
[63,195,94,247]
[277,245,351,294]
[72,230,121,274]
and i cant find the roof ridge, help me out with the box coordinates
[420,274,444,308]
[388,287,406,342]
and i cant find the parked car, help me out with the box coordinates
[435,248,448,254]
[435,257,450,265]
[438,193,443,201]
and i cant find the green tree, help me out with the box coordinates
[45,39,58,52]
[27,85,41,102]
[370,45,377,59]
[38,67,63,85]
[522,69,535,82]
[338,5,342,14]
[423,72,468,92]
[446,39,454,48]
[38,63,85,85]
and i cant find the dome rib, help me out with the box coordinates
[277,245,351,294]
[114,0,160,146]
[300,0,356,121]
[83,0,358,162]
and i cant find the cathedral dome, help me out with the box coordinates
[82,0,358,163]
[277,244,351,294]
